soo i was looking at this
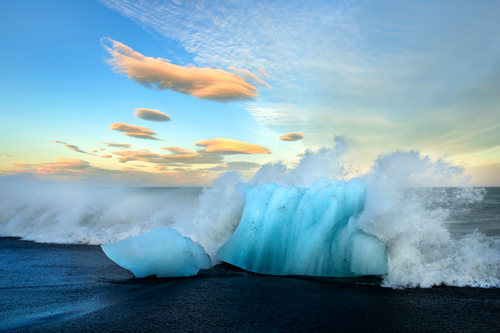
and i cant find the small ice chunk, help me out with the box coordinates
[101,227,211,278]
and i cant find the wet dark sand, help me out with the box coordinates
[1,237,499,332]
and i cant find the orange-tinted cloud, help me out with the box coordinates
[296,152,306,157]
[279,132,305,141]
[135,108,171,122]
[124,133,167,141]
[103,38,258,101]
[112,148,223,165]
[101,155,112,158]
[109,123,156,134]
[52,140,88,154]
[194,138,272,155]
[100,142,132,148]
[1,153,13,157]
[0,157,211,186]
[11,158,91,175]
[109,122,167,141]
[160,147,197,156]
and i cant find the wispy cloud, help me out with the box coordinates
[124,133,168,141]
[112,148,223,165]
[99,0,500,171]
[109,122,167,141]
[279,132,305,141]
[52,140,88,154]
[11,158,92,175]
[208,161,261,171]
[0,157,216,186]
[1,153,13,157]
[229,67,270,89]
[244,103,307,126]
[135,108,171,122]
[100,142,132,148]
[103,38,259,101]
[258,67,269,79]
[101,154,113,158]
[108,123,156,134]
[194,138,272,155]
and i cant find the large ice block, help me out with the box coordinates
[101,227,211,278]
[217,178,387,276]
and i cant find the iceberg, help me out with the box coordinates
[217,178,388,276]
[101,227,211,278]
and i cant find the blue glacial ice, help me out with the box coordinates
[217,178,388,276]
[101,227,211,278]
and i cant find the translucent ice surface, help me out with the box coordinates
[101,227,211,278]
[217,178,388,277]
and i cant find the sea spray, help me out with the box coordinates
[1,140,500,287]
[180,172,244,261]
[357,151,499,287]
[0,176,201,244]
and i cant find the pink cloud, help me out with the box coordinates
[11,158,91,175]
[112,147,223,165]
[194,138,272,155]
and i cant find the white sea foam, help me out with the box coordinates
[357,152,500,288]
[0,177,200,244]
[1,138,499,288]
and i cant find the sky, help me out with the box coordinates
[1,0,499,186]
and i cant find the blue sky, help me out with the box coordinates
[1,0,500,186]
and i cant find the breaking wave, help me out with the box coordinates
[1,137,499,288]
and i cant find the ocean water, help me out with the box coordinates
[444,187,500,236]
[1,237,500,332]
[1,144,500,289]
[1,146,500,331]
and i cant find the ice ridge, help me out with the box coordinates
[217,178,388,276]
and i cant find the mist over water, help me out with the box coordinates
[1,138,499,288]
[0,179,202,244]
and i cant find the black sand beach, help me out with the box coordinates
[1,237,499,332]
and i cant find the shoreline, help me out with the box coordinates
[1,238,500,332]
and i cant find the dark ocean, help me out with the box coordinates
[0,187,499,332]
